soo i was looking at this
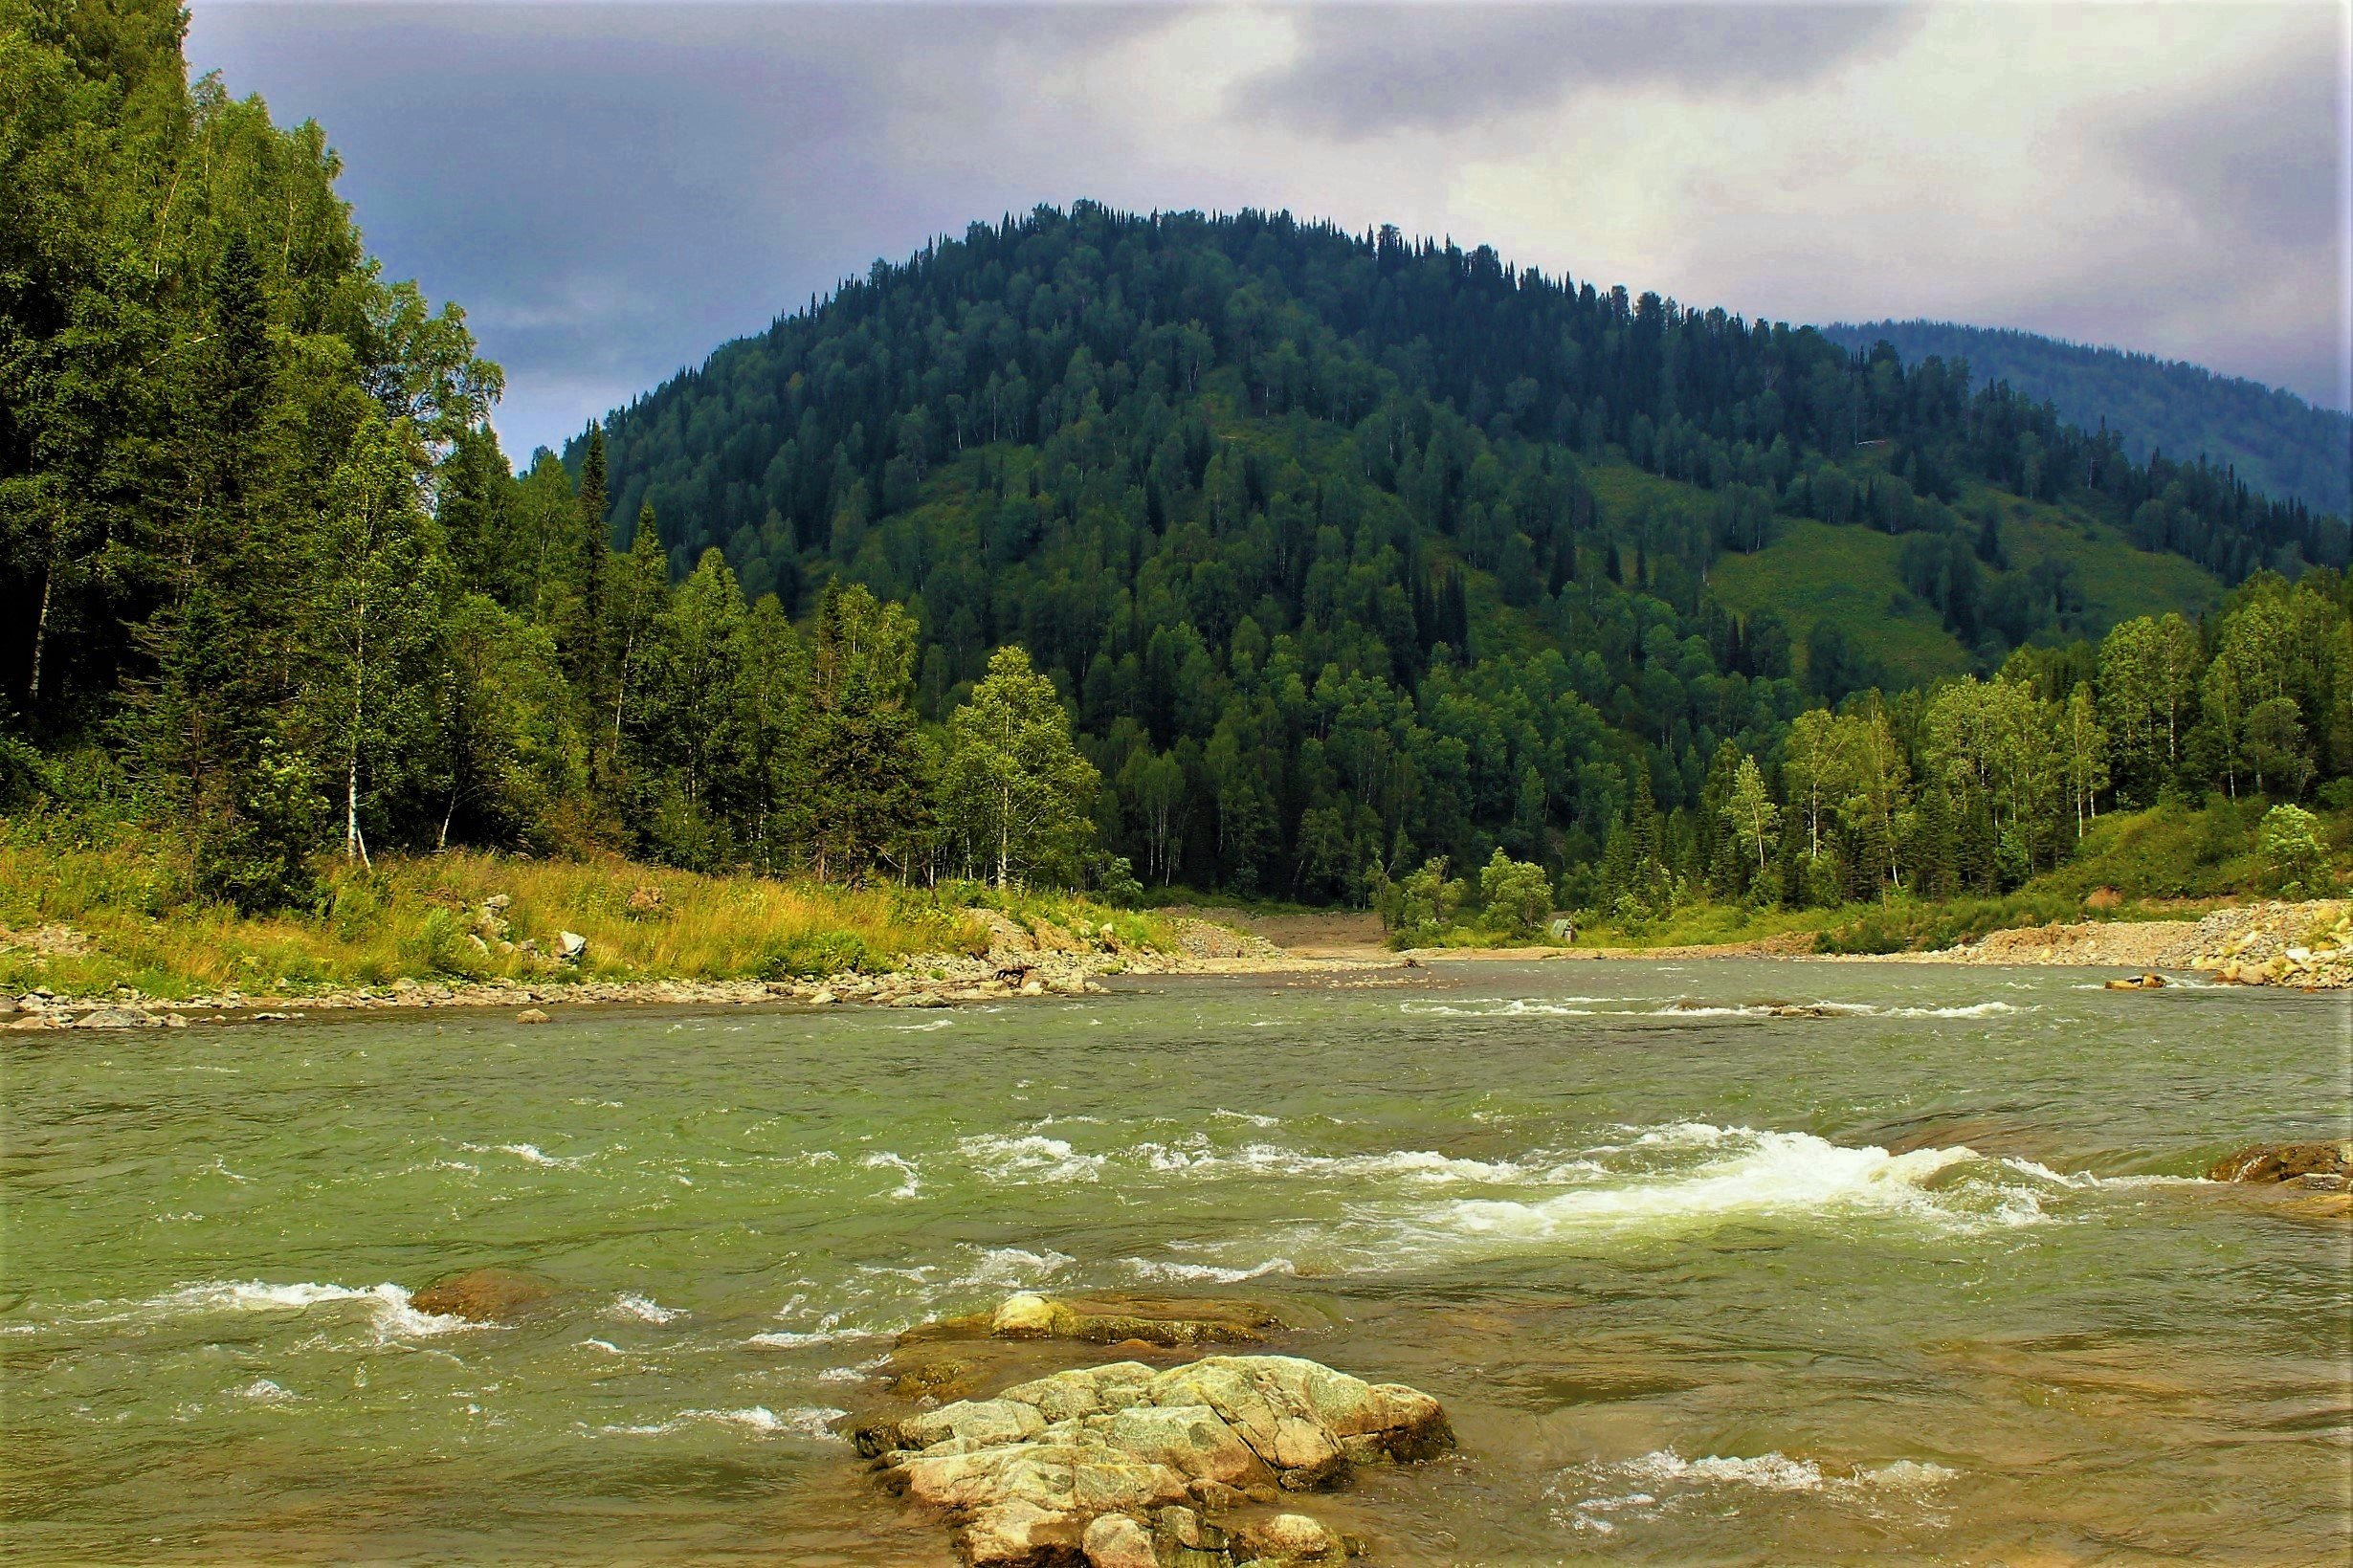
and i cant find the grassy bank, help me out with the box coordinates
[0,818,1165,1002]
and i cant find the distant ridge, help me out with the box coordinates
[1818,320,2351,520]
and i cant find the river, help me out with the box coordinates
[5,961,2348,1563]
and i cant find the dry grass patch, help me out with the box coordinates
[0,828,986,1000]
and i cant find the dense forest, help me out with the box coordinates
[5,3,2349,923]
[1820,320,2353,521]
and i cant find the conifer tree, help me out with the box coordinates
[567,422,610,695]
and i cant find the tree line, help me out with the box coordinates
[1575,570,2351,924]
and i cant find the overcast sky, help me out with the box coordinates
[188,1,2353,458]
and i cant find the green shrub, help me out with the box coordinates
[1477,849,1553,938]
[2259,805,2331,896]
[760,930,872,978]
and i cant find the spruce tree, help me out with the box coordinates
[567,422,610,696]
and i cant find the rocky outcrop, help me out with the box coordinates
[411,1267,555,1322]
[2207,1140,2352,1187]
[855,1353,1451,1566]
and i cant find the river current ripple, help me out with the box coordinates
[5,960,2347,1563]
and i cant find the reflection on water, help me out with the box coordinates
[4,961,2347,1563]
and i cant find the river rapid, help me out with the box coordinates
[5,961,2348,1564]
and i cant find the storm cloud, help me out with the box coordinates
[188,1,2352,457]
[1229,4,1924,137]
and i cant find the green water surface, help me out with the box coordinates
[5,961,2348,1564]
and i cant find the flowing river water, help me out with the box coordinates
[5,961,2349,1564]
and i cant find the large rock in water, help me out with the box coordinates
[855,1352,1452,1565]
[410,1268,554,1322]
[2207,1140,2353,1186]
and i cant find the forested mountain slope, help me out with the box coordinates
[1818,320,2352,521]
[578,204,2342,894]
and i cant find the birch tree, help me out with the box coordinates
[299,416,443,866]
[1720,753,1778,876]
[942,645,1099,888]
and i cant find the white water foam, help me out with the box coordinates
[1401,999,1599,1018]
[1121,1255,1299,1285]
[1435,1127,1993,1239]
[952,1247,1077,1289]
[861,1151,921,1199]
[601,1405,846,1440]
[1555,1447,1958,1534]
[957,1133,1106,1183]
[1406,998,2019,1021]
[460,1141,588,1169]
[132,1281,472,1342]
[1997,1155,2209,1190]
[1131,1136,1590,1185]
[746,1322,881,1350]
[610,1292,684,1324]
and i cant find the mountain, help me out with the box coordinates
[568,203,2342,894]
[1818,320,2352,521]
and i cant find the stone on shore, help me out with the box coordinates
[856,1342,1451,1566]
[411,1267,555,1322]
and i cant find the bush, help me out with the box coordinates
[760,930,872,978]
[2259,805,2331,896]
[1478,849,1552,937]
[1378,857,1466,934]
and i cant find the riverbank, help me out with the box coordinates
[10,823,2348,1032]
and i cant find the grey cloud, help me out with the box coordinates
[1230,3,1923,139]
[187,4,1164,453]
[2108,42,2346,251]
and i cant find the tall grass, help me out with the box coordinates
[0,819,989,999]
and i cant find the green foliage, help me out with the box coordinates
[940,646,1101,887]
[757,929,872,980]
[2259,805,2331,897]
[1477,848,1553,937]
[1376,856,1468,941]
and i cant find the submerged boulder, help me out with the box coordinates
[976,1292,1287,1348]
[2207,1140,2353,1186]
[857,1349,1451,1565]
[411,1267,555,1322]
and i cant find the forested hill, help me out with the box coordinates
[1818,320,2352,520]
[571,204,2343,893]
